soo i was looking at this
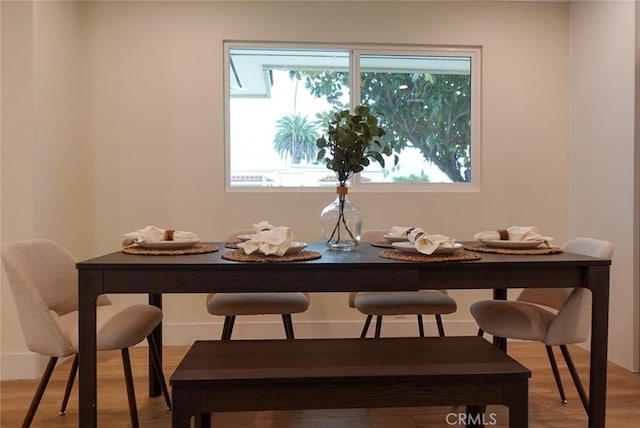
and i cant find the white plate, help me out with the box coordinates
[479,239,545,249]
[392,242,463,255]
[252,241,307,255]
[237,234,252,242]
[384,233,409,243]
[136,239,200,249]
[284,242,308,255]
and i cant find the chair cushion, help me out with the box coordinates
[58,304,162,351]
[470,300,556,342]
[206,292,309,316]
[353,291,457,316]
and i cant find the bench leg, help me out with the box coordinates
[195,413,211,428]
[504,379,528,428]
[171,388,200,428]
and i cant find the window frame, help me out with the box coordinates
[224,41,482,193]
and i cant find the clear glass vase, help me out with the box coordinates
[321,186,362,251]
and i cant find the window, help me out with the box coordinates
[225,43,480,191]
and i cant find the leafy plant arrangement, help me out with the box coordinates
[316,105,398,249]
[316,105,398,187]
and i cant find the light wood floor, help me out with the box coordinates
[2,341,639,427]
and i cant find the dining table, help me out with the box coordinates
[76,241,611,428]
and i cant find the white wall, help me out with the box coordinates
[2,0,634,377]
[569,0,638,371]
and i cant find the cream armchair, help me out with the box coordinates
[205,229,310,339]
[350,229,458,338]
[470,237,614,412]
[1,239,171,427]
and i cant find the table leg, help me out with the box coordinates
[78,270,102,428]
[493,288,508,351]
[149,293,163,397]
[587,265,610,428]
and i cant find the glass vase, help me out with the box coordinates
[321,186,362,251]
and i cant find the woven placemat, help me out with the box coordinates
[464,243,563,255]
[122,243,219,256]
[378,249,481,262]
[371,241,394,249]
[222,249,322,263]
[224,241,240,249]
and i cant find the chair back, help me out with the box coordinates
[2,239,79,356]
[361,229,386,243]
[517,237,614,310]
[517,237,613,345]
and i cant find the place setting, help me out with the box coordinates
[377,226,481,262]
[222,220,321,262]
[464,226,564,255]
[121,225,218,255]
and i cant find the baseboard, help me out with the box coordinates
[1,319,481,380]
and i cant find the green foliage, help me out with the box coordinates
[273,114,320,164]
[299,70,471,182]
[316,105,398,185]
[392,171,431,183]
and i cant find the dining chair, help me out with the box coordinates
[205,229,310,340]
[350,229,458,338]
[470,237,614,413]
[1,239,171,428]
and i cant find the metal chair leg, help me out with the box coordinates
[221,315,235,340]
[435,314,446,337]
[417,314,425,337]
[360,315,373,338]
[60,354,78,415]
[374,315,383,338]
[23,357,58,427]
[560,344,589,413]
[282,314,295,339]
[147,335,172,410]
[545,345,567,404]
[121,348,139,428]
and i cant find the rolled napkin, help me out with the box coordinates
[238,225,294,256]
[388,226,414,238]
[408,228,456,255]
[122,225,199,246]
[474,226,553,244]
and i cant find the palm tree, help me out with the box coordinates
[272,114,319,164]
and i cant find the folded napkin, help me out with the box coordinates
[122,225,199,246]
[388,226,414,238]
[238,225,294,256]
[252,220,275,233]
[474,226,553,244]
[408,228,456,255]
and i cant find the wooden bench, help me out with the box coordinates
[170,337,530,428]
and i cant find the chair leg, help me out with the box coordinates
[435,314,445,337]
[221,315,235,340]
[374,315,383,338]
[545,345,567,404]
[417,314,425,337]
[121,348,139,428]
[560,344,589,414]
[147,335,172,410]
[282,314,295,339]
[60,354,78,415]
[477,328,484,337]
[23,356,58,427]
[360,315,373,338]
